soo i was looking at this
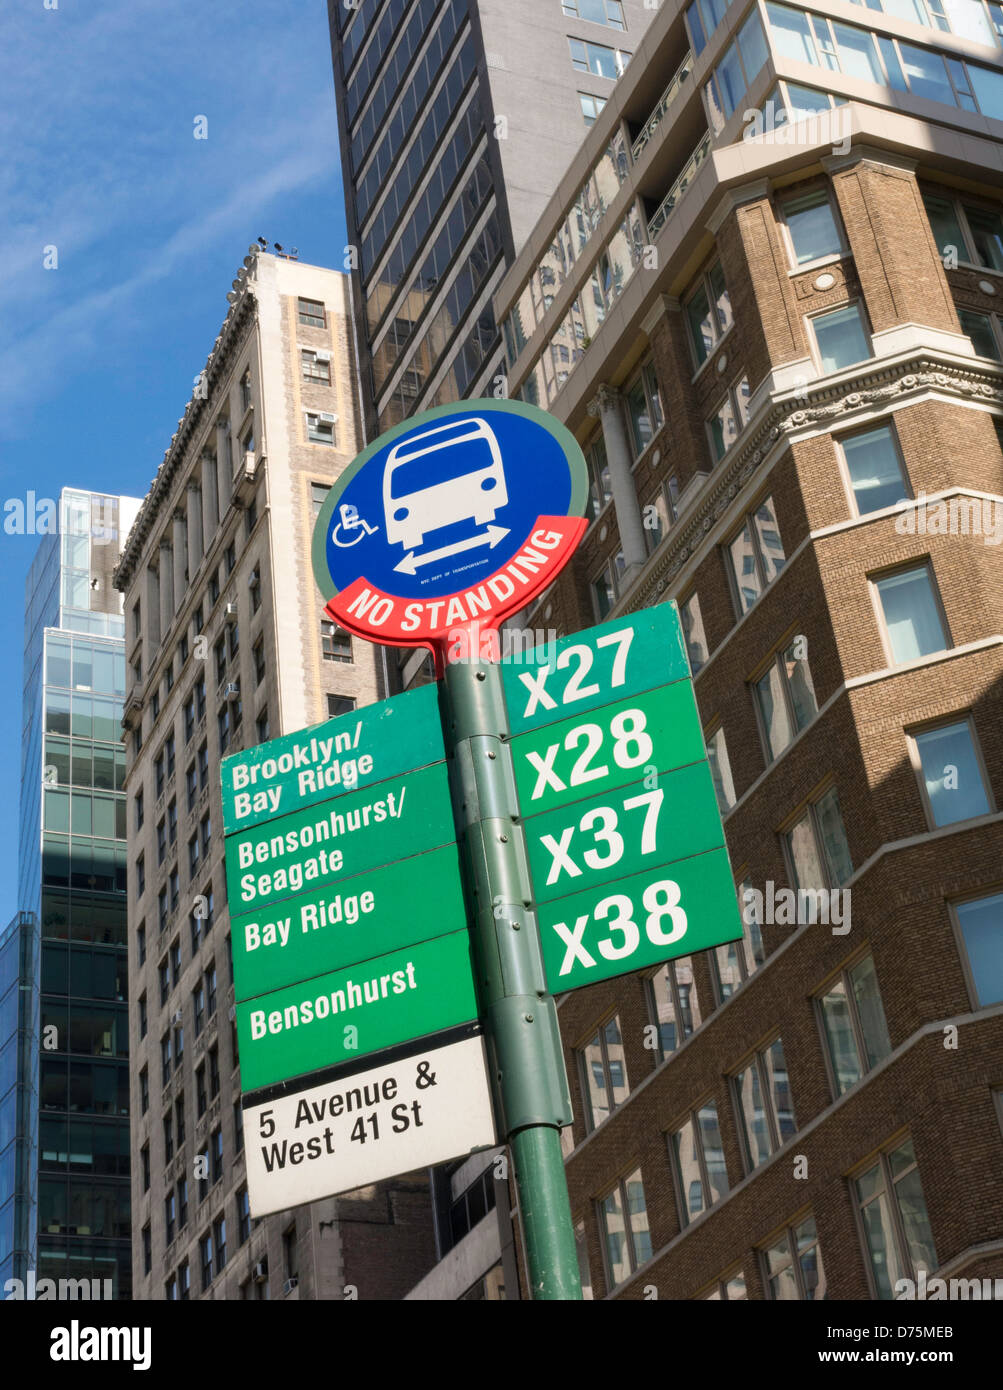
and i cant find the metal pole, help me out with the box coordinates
[442,647,581,1301]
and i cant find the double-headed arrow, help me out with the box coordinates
[394,524,510,575]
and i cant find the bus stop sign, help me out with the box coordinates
[311,400,589,655]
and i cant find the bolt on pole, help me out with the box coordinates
[442,646,582,1301]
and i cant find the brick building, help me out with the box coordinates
[114,249,437,1300]
[489,0,1003,1299]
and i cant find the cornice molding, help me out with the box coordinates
[627,351,1003,612]
[114,288,258,590]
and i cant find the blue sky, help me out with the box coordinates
[0,0,349,922]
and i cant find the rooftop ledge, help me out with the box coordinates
[496,103,1003,431]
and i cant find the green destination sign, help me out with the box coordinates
[501,606,690,736]
[230,843,468,1003]
[221,683,444,835]
[523,761,726,904]
[224,760,455,917]
[509,681,706,818]
[236,929,479,1091]
[534,848,744,992]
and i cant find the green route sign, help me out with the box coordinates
[502,604,743,995]
[224,760,455,919]
[534,849,742,991]
[221,683,444,835]
[523,762,727,904]
[502,607,690,735]
[230,842,468,1003]
[509,681,706,817]
[235,929,480,1092]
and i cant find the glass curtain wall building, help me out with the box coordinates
[0,489,140,1296]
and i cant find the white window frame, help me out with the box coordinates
[869,561,951,670]
[761,1213,826,1300]
[733,1036,797,1173]
[906,714,994,831]
[782,781,854,894]
[852,1138,937,1300]
[806,300,873,376]
[667,1098,729,1228]
[750,634,818,764]
[815,951,892,1099]
[778,184,847,273]
[725,493,786,618]
[305,411,338,446]
[596,1167,650,1292]
[707,374,751,464]
[834,420,911,520]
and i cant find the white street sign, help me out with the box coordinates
[242,1033,497,1216]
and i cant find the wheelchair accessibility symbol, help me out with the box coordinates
[331,504,378,548]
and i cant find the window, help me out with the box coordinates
[585,434,612,519]
[134,789,144,831]
[225,541,236,576]
[183,693,195,743]
[568,36,631,77]
[923,191,1003,271]
[579,91,608,125]
[193,602,204,635]
[680,593,709,673]
[734,1037,796,1169]
[234,1098,245,1153]
[954,891,1003,1006]
[578,1016,629,1131]
[562,0,625,27]
[624,361,664,458]
[705,8,770,124]
[197,1145,209,1202]
[646,959,702,1059]
[211,1127,223,1184]
[196,1063,207,1118]
[704,1271,747,1300]
[165,1191,176,1244]
[218,705,230,753]
[310,483,330,519]
[228,622,240,664]
[214,1215,227,1275]
[685,261,732,367]
[141,1142,150,1192]
[193,981,205,1038]
[177,1177,188,1231]
[158,885,168,932]
[785,785,854,892]
[256,707,270,744]
[156,818,167,867]
[170,934,181,982]
[727,496,786,613]
[179,1260,190,1300]
[591,561,617,621]
[167,799,177,847]
[170,869,180,912]
[206,962,217,1017]
[139,993,147,1040]
[687,0,729,54]
[306,413,336,445]
[208,570,220,606]
[911,718,991,827]
[301,349,331,384]
[321,620,352,663]
[200,1231,214,1291]
[161,1032,171,1086]
[166,1275,177,1301]
[782,188,843,266]
[240,369,252,412]
[706,725,736,813]
[209,1045,220,1099]
[855,1139,936,1298]
[142,1224,152,1276]
[283,1224,298,1283]
[763,1214,827,1299]
[253,639,265,686]
[173,1023,184,1072]
[670,1101,730,1226]
[708,376,750,461]
[238,1187,251,1245]
[137,922,146,966]
[195,676,206,721]
[176,1094,186,1148]
[158,956,170,1006]
[838,424,909,515]
[140,1066,149,1114]
[712,884,767,999]
[574,1221,593,1299]
[186,763,197,812]
[214,637,226,685]
[201,813,212,857]
[810,303,871,373]
[754,638,818,762]
[874,565,949,665]
[198,741,209,789]
[958,307,1003,361]
[154,751,165,798]
[327,695,356,719]
[598,1169,651,1289]
[819,954,892,1095]
[298,298,326,328]
[642,477,678,553]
